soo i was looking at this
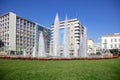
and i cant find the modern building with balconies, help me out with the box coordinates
[0,12,50,56]
[50,14,88,57]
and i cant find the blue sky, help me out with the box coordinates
[0,0,120,43]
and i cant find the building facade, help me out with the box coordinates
[50,14,88,57]
[36,24,50,56]
[87,39,101,54]
[101,33,120,49]
[87,39,94,54]
[0,12,50,56]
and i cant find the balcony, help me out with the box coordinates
[74,24,79,26]
[75,27,80,30]
[75,29,80,32]
[103,42,107,45]
[75,33,80,36]
[75,36,80,39]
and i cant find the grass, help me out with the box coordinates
[0,58,120,80]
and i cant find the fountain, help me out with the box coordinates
[80,33,83,57]
[101,49,113,57]
[23,49,26,56]
[53,13,60,56]
[74,43,79,57]
[38,32,45,57]
[32,42,36,57]
[63,16,69,57]
[80,27,88,58]
[83,27,88,57]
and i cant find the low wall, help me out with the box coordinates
[0,56,119,60]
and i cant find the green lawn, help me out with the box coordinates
[0,58,120,80]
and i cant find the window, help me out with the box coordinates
[115,44,117,48]
[111,39,113,42]
[104,44,107,49]
[115,39,117,42]
[104,39,107,43]
[111,44,113,48]
[24,23,26,25]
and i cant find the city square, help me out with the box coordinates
[0,0,120,80]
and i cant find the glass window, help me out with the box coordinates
[104,39,107,43]
[115,44,117,48]
[111,44,113,48]
[111,39,113,42]
[115,39,117,42]
[119,44,120,48]
[104,44,107,49]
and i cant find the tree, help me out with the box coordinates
[0,39,4,48]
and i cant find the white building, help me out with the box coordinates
[50,14,88,57]
[101,33,120,49]
[93,43,101,54]
[0,12,50,56]
[87,39,101,54]
[87,39,94,54]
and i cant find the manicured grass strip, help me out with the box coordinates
[0,59,120,80]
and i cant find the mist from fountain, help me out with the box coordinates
[32,42,36,57]
[80,27,88,58]
[74,42,79,57]
[23,49,26,56]
[101,49,113,57]
[80,33,83,57]
[63,16,69,57]
[83,27,88,57]
[53,13,60,56]
[38,32,45,57]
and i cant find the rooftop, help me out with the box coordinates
[102,33,120,37]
